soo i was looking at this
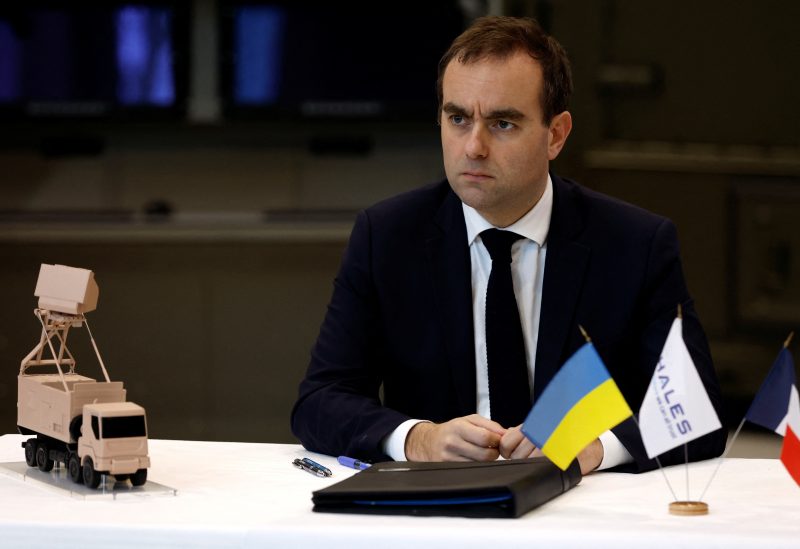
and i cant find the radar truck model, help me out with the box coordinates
[17,264,150,489]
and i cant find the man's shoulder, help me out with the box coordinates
[555,174,669,230]
[368,179,452,212]
[364,179,455,228]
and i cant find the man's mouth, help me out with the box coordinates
[462,171,493,181]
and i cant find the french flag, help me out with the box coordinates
[781,384,800,485]
[745,345,800,486]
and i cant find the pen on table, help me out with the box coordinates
[301,457,332,476]
[292,458,331,477]
[337,455,371,470]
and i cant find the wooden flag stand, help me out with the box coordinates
[668,500,709,516]
[658,443,711,516]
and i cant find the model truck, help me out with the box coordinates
[17,264,150,489]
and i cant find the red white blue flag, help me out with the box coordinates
[745,346,800,486]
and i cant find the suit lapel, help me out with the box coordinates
[422,178,591,410]
[425,188,476,415]
[533,175,591,400]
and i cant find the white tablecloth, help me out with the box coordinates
[0,434,797,548]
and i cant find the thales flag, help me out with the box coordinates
[638,317,721,459]
[521,342,632,470]
[745,347,800,485]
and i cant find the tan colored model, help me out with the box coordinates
[17,264,150,488]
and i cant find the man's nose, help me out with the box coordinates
[465,124,489,159]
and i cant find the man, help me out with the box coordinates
[291,16,725,474]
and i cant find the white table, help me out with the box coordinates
[0,434,797,548]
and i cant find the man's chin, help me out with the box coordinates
[452,185,493,211]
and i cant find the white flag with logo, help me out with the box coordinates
[638,317,722,458]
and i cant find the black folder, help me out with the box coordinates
[312,457,581,518]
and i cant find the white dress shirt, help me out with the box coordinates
[382,176,632,470]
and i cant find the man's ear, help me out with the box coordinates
[547,111,572,160]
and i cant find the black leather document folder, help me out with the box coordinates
[312,457,581,518]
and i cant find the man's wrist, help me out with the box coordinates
[577,438,604,474]
[405,421,435,461]
[382,419,430,461]
[596,429,633,470]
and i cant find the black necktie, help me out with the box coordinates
[481,229,531,427]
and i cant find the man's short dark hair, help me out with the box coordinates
[437,16,573,125]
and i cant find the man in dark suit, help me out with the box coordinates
[291,16,726,474]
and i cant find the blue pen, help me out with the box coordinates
[301,457,332,476]
[293,458,331,477]
[338,455,371,470]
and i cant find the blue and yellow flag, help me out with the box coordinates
[522,342,632,470]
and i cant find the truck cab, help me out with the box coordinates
[77,402,150,488]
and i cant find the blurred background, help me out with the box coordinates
[0,0,797,457]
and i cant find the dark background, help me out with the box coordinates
[1,0,798,445]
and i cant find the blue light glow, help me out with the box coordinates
[116,6,174,106]
[234,7,286,105]
[0,21,21,101]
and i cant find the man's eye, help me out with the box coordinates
[496,120,514,130]
[450,115,465,125]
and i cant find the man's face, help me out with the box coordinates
[441,51,570,227]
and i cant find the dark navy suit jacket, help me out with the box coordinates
[291,174,726,472]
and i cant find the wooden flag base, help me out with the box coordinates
[669,501,709,516]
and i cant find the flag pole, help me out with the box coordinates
[697,417,746,501]
[580,325,681,500]
[665,302,711,515]
[678,305,690,499]
[698,331,795,501]
[630,413,679,501]
[684,443,690,499]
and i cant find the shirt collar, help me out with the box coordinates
[462,174,553,246]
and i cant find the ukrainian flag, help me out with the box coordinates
[522,342,632,470]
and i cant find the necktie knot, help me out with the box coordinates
[481,229,524,263]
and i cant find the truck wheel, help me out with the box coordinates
[82,458,101,489]
[131,468,147,486]
[24,440,37,467]
[68,454,83,484]
[69,416,83,442]
[36,443,54,472]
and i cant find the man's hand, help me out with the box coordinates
[405,414,506,461]
[500,426,605,475]
[499,425,537,459]
[576,438,604,474]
